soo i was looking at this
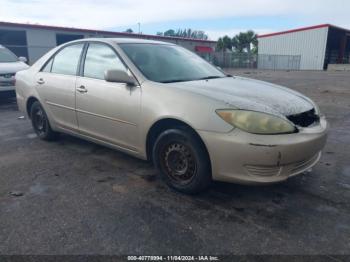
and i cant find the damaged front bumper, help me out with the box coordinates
[198,116,328,184]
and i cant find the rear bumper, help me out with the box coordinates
[198,116,328,184]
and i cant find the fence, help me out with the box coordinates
[200,52,301,71]
[3,43,302,70]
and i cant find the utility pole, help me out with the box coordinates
[138,22,141,34]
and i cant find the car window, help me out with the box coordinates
[120,43,225,83]
[42,58,53,72]
[51,44,84,76]
[0,47,18,63]
[83,43,126,80]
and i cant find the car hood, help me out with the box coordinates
[169,76,314,117]
[0,61,29,74]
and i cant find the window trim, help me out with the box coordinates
[41,57,54,72]
[39,40,140,86]
[39,42,86,76]
[79,41,130,81]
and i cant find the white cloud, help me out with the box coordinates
[0,0,349,31]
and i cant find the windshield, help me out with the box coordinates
[119,43,225,83]
[0,47,18,63]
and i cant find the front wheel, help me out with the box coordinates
[152,128,211,194]
[30,101,59,141]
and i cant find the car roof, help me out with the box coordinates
[72,37,174,45]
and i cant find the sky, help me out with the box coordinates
[0,0,350,40]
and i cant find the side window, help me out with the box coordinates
[83,43,126,80]
[42,58,53,72]
[51,44,84,76]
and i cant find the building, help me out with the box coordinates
[0,21,216,64]
[258,24,350,70]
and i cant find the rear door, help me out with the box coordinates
[35,43,84,131]
[75,42,141,152]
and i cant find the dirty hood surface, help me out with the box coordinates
[171,76,314,116]
[0,61,29,74]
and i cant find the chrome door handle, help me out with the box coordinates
[77,85,88,93]
[37,78,45,84]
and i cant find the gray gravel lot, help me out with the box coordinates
[0,70,349,255]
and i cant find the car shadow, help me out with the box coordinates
[57,132,306,205]
[15,104,310,213]
[0,91,16,100]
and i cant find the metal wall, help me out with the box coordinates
[258,54,301,70]
[258,27,329,70]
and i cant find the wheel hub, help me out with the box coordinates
[167,149,188,175]
[34,108,46,134]
[162,143,196,183]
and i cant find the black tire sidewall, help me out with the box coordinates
[30,101,57,140]
[152,128,211,194]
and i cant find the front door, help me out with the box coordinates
[75,43,141,152]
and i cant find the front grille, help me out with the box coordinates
[0,73,15,78]
[245,165,281,177]
[0,81,14,86]
[287,109,319,127]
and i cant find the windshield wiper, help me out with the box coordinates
[196,76,224,80]
[160,79,191,83]
[161,75,224,83]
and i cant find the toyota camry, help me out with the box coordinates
[15,38,328,193]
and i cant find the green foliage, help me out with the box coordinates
[160,28,208,40]
[217,35,233,52]
[164,29,176,36]
[124,28,133,33]
[217,30,258,54]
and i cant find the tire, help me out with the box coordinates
[30,101,59,141]
[152,127,211,194]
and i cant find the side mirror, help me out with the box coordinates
[104,69,136,86]
[18,57,27,63]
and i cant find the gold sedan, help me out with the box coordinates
[15,38,328,193]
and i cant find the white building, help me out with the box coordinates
[258,24,350,70]
[0,21,216,64]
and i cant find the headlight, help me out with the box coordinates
[216,109,296,134]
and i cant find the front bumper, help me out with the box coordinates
[198,116,328,184]
[0,84,15,92]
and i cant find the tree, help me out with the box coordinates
[232,30,258,54]
[124,28,133,33]
[216,35,232,51]
[161,28,208,40]
[244,30,258,54]
[216,37,224,51]
[164,29,176,36]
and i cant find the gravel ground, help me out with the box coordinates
[0,70,349,255]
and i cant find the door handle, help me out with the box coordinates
[77,85,88,93]
[37,78,45,85]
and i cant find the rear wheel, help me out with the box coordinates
[30,101,59,141]
[152,128,211,194]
